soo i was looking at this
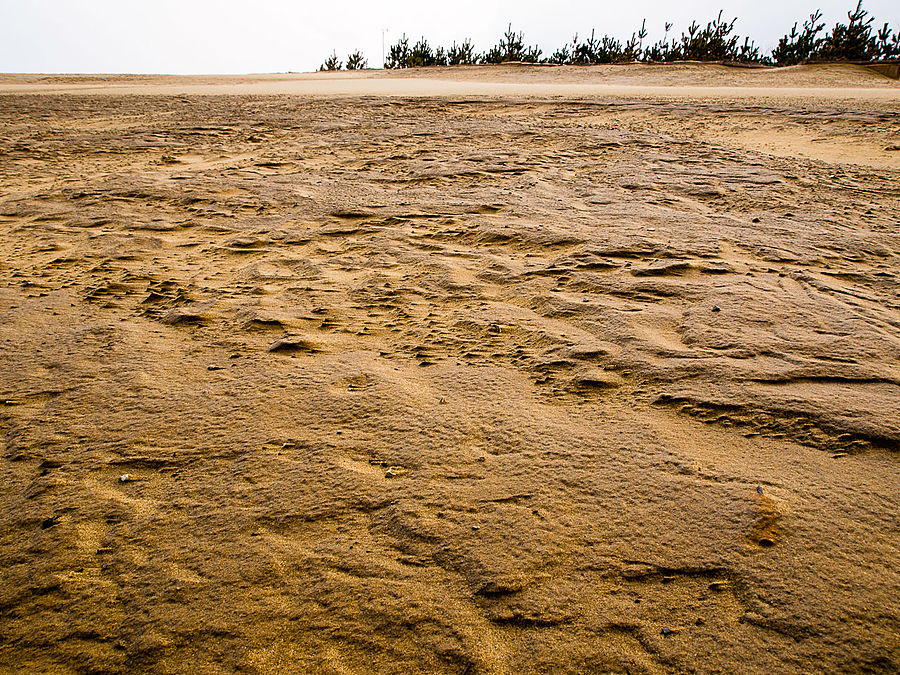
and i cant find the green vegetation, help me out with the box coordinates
[346,51,368,70]
[321,2,899,70]
[817,1,899,60]
[481,25,542,64]
[320,49,368,71]
[774,2,899,65]
[318,52,342,71]
[383,35,479,68]
[447,40,478,65]
[772,11,827,66]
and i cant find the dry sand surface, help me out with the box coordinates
[0,63,899,673]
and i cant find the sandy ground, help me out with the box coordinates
[0,64,898,674]
[2,62,900,99]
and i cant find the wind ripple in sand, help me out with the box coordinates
[0,76,898,673]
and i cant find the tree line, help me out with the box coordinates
[319,1,898,70]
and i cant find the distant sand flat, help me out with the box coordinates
[2,62,899,99]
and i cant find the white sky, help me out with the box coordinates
[1,1,897,74]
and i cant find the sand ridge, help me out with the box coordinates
[2,62,900,98]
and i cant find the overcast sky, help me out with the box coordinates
[1,1,897,74]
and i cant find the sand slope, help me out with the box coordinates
[1,62,900,98]
[0,65,898,673]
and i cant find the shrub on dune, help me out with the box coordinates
[327,2,898,71]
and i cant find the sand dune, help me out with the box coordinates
[2,62,899,98]
[1,64,898,673]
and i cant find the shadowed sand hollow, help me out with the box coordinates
[0,63,898,673]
